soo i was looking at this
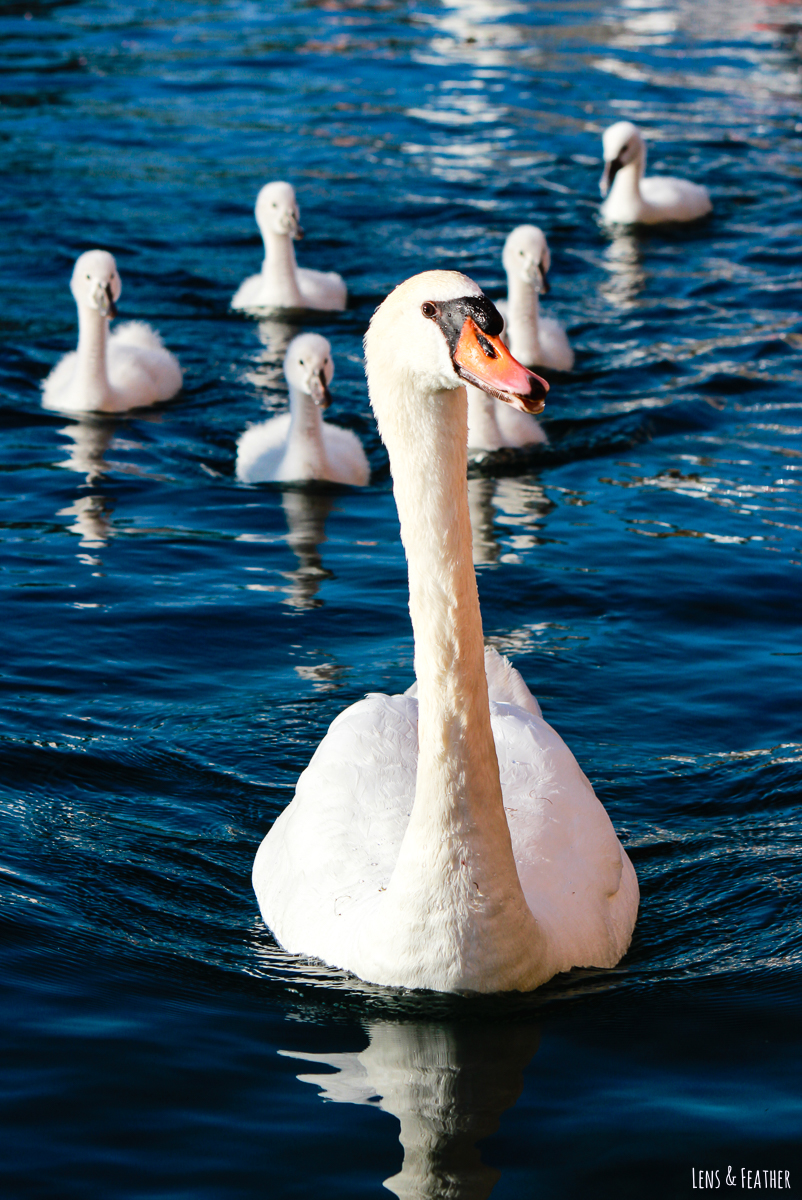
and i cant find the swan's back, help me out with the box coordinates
[639,175,712,222]
[108,322,183,404]
[321,423,371,486]
[236,414,293,482]
[538,316,575,372]
[297,267,347,312]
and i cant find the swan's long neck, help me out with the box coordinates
[373,378,539,988]
[505,274,541,367]
[393,388,497,817]
[261,228,304,308]
[75,306,112,409]
[285,385,329,478]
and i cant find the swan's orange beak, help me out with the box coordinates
[453,317,548,414]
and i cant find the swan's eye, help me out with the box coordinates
[86,274,91,279]
[299,359,304,365]
[519,250,525,256]
[421,301,437,319]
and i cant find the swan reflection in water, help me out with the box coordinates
[280,490,334,609]
[281,1019,540,1200]
[239,489,334,610]
[468,476,555,567]
[56,418,118,556]
[243,316,299,394]
[55,416,166,561]
[601,232,647,310]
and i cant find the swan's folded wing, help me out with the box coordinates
[108,322,183,403]
[322,424,370,487]
[297,267,347,312]
[491,701,638,970]
[483,647,542,716]
[252,693,418,959]
[236,415,293,482]
[42,350,78,409]
[640,175,712,220]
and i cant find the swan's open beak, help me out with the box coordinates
[308,370,332,409]
[453,317,548,414]
[600,157,622,197]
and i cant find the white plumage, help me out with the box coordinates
[236,332,369,485]
[600,120,713,225]
[42,250,182,414]
[231,181,347,313]
[466,382,547,453]
[497,225,574,372]
[253,270,638,994]
[466,225,572,452]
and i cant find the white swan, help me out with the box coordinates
[252,270,638,993]
[466,381,547,453]
[42,250,182,414]
[466,225,572,452]
[600,120,713,225]
[497,225,574,373]
[236,332,369,485]
[231,181,347,313]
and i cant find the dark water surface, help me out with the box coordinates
[1,1,801,1196]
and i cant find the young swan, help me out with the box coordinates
[231,181,347,313]
[252,270,638,993]
[42,250,182,414]
[466,379,547,453]
[600,120,713,225]
[466,225,571,452]
[498,225,574,372]
[236,332,369,485]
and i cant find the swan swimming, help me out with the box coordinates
[497,225,574,373]
[466,225,571,452]
[42,250,183,414]
[252,270,639,993]
[466,380,547,453]
[236,332,369,485]
[231,181,347,313]
[600,120,713,225]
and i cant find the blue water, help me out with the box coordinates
[1,1,801,1196]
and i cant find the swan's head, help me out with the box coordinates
[70,249,121,318]
[255,181,303,239]
[284,332,334,408]
[502,225,551,293]
[600,121,645,196]
[365,270,548,423]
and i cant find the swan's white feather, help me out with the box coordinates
[254,649,636,982]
